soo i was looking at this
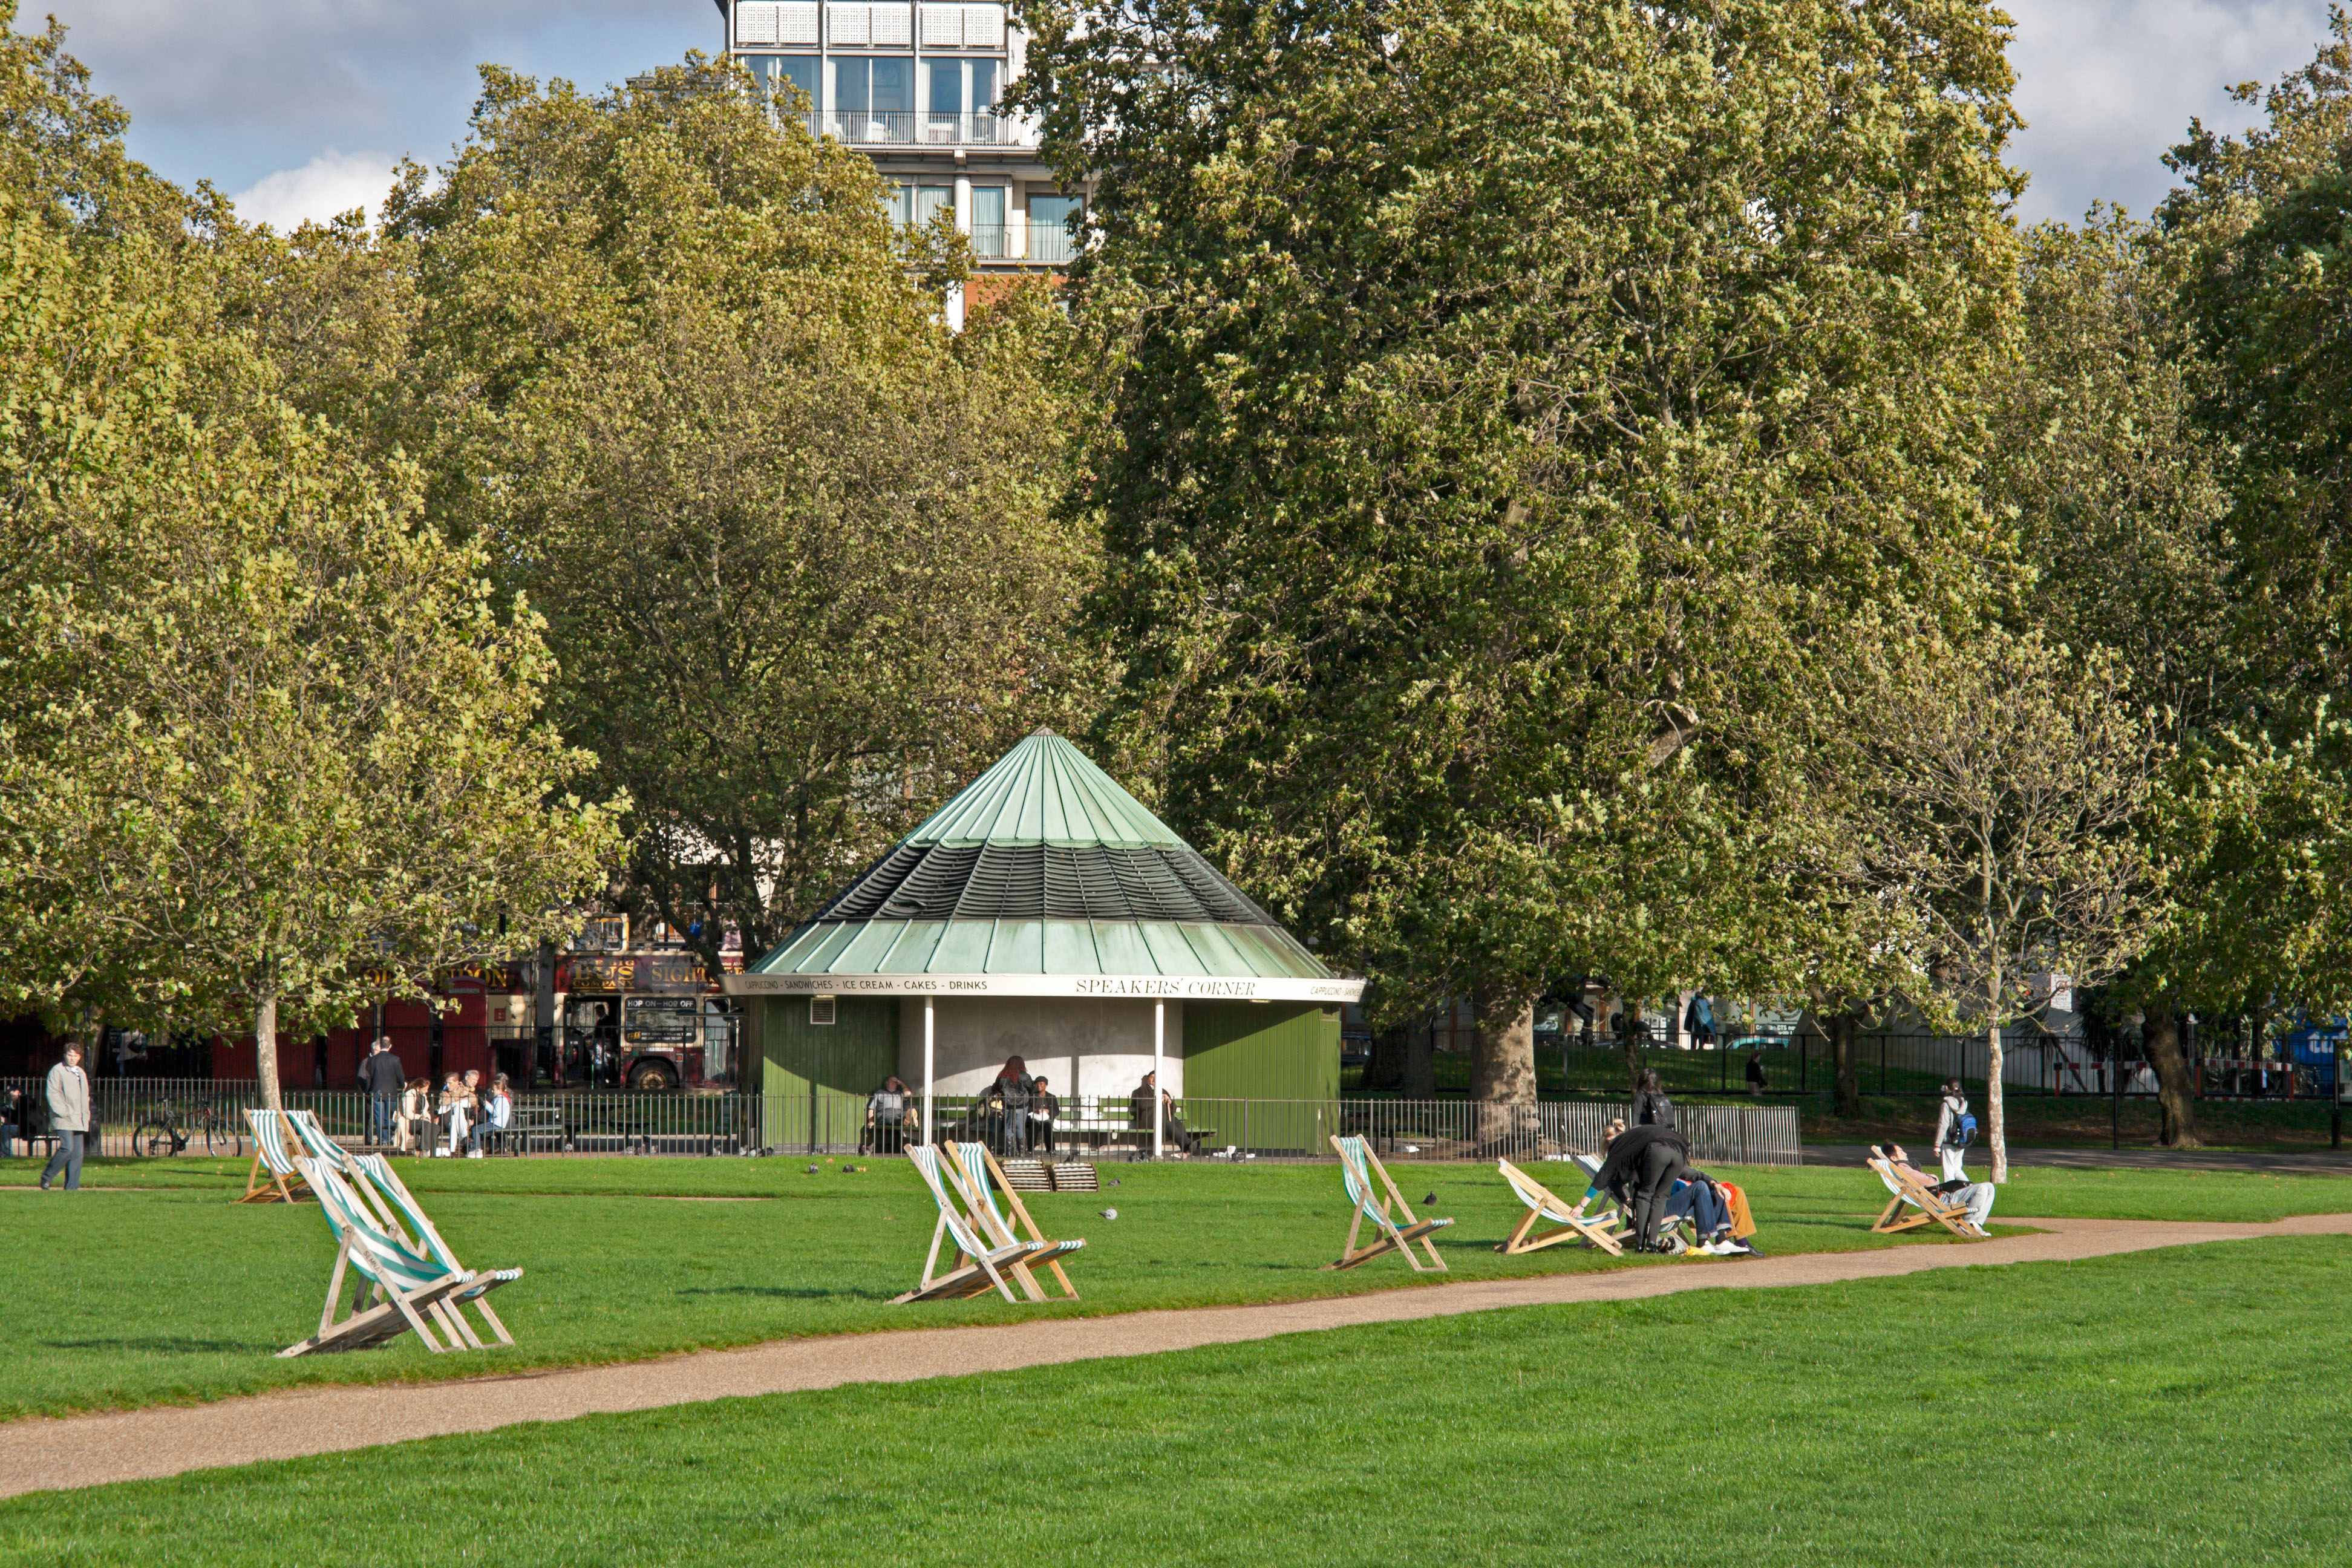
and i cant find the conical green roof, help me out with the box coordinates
[738,731,1357,997]
[903,729,1183,849]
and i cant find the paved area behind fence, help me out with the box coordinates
[4,1210,2348,1498]
[1804,1143,2352,1174]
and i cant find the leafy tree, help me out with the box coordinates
[1016,0,2023,1105]
[0,2,184,239]
[394,60,1096,973]
[0,31,621,1106]
[1809,631,2164,1180]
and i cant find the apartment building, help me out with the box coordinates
[720,0,1080,299]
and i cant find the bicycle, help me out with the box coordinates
[131,1099,246,1158]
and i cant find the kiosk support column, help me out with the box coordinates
[923,993,936,1146]
[1152,1000,1165,1160]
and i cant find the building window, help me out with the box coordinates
[972,185,1006,257]
[832,56,912,142]
[1029,194,1082,264]
[748,54,820,123]
[810,996,837,1025]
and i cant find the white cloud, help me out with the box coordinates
[2004,1,2339,223]
[230,149,400,231]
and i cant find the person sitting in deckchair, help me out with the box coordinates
[1880,1143,1994,1230]
[1662,1172,1754,1256]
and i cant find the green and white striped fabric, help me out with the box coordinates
[1334,1136,1384,1223]
[285,1111,357,1175]
[908,1145,999,1261]
[950,1143,1011,1238]
[351,1154,463,1276]
[296,1157,458,1298]
[246,1108,319,1178]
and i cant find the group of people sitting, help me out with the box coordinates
[394,1065,513,1158]
[864,1059,1204,1157]
[1570,1116,1757,1256]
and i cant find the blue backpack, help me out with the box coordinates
[1948,1098,1978,1147]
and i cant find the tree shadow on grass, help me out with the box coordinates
[44,1336,275,1354]
[674,1285,896,1302]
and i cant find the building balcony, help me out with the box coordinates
[962,224,1080,266]
[820,110,1034,148]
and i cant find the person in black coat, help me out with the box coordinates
[1575,1123,1692,1252]
[358,1039,405,1146]
[1633,1068,1675,1129]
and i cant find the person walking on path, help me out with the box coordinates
[1745,1051,1768,1098]
[41,1045,91,1191]
[358,1039,404,1147]
[1933,1079,1973,1183]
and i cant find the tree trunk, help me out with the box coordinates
[1471,990,1536,1154]
[254,987,286,1117]
[1364,1030,1405,1091]
[1402,1021,1436,1099]
[1828,1011,1860,1120]
[1621,1006,1645,1093]
[1987,1017,2007,1184]
[2333,1036,2344,1150]
[2143,1008,2199,1148]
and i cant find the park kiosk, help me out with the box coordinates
[725,730,1366,1155]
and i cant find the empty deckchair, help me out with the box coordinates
[951,1141,1084,1301]
[1325,1135,1452,1272]
[1866,1148,1987,1241]
[1495,1157,1625,1257]
[241,1108,319,1203]
[278,1157,519,1356]
[895,1144,1052,1304]
[346,1152,520,1346]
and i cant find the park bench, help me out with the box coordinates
[493,1105,567,1155]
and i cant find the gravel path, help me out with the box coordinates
[6,1212,2347,1499]
[1805,1143,2352,1173]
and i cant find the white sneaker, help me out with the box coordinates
[466,1150,483,1159]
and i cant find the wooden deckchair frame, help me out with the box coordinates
[1867,1150,1987,1241]
[897,1145,1039,1304]
[1495,1158,1625,1256]
[1325,1135,1452,1272]
[953,1142,1081,1301]
[350,1153,520,1347]
[279,1160,479,1356]
[240,1108,316,1204]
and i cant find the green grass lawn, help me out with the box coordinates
[4,1234,2344,1566]
[1,1152,2348,1423]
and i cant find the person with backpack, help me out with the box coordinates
[1933,1078,1976,1182]
[1633,1068,1676,1129]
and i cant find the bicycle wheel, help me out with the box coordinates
[131,1119,177,1157]
[204,1116,245,1158]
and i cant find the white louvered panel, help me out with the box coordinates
[826,4,870,45]
[777,2,820,43]
[735,1,780,44]
[920,4,960,45]
[962,4,1004,47]
[869,3,913,45]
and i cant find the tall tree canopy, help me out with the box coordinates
[395,60,1097,973]
[1018,0,2024,1098]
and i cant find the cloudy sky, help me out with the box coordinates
[34,0,2348,230]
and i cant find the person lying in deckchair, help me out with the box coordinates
[1876,1143,1995,1233]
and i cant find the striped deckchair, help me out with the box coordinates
[277,1157,515,1356]
[1324,1135,1452,1272]
[951,1141,1083,1300]
[1495,1157,1625,1257]
[1867,1149,1987,1240]
[348,1153,520,1346]
[240,1108,320,1203]
[894,1144,1046,1304]
[1570,1152,1638,1239]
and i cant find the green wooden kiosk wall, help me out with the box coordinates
[1180,1001,1341,1154]
[745,995,1340,1154]
[748,995,898,1151]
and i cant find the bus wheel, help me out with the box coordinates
[629,1060,679,1093]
